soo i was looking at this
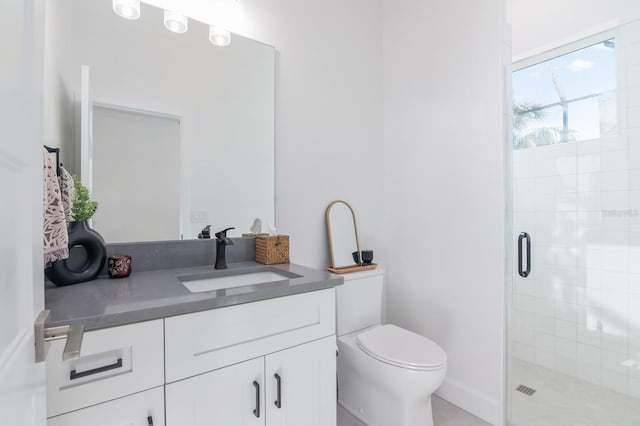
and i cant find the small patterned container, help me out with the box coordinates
[108,255,132,278]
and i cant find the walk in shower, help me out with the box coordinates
[508,19,640,425]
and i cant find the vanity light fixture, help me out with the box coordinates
[163,10,188,33]
[112,0,140,20]
[209,25,231,47]
[112,1,234,47]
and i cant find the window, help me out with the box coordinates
[513,39,616,149]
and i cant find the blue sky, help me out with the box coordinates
[513,39,617,142]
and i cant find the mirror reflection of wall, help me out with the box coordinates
[326,200,361,268]
[44,0,275,242]
[92,105,181,242]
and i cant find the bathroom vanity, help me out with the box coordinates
[44,262,341,426]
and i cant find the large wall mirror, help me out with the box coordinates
[44,0,275,242]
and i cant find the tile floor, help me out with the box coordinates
[510,359,640,426]
[337,395,492,426]
[337,359,640,426]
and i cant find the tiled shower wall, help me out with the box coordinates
[512,23,640,398]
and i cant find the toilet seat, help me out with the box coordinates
[357,324,447,371]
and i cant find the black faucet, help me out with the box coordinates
[214,227,235,269]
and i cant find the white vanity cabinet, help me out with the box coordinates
[46,288,337,426]
[166,336,336,426]
[164,289,336,426]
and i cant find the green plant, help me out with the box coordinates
[71,174,98,222]
[513,102,576,149]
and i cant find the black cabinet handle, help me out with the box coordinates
[253,380,260,418]
[274,373,282,408]
[147,416,153,426]
[70,357,123,380]
[518,232,531,278]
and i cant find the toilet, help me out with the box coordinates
[336,269,447,426]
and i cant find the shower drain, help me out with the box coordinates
[516,384,537,396]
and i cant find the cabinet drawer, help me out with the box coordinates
[47,386,164,426]
[165,289,335,382]
[46,319,164,417]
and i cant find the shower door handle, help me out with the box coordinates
[518,232,531,278]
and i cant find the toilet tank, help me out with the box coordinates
[336,268,384,336]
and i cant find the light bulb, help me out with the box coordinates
[112,0,140,20]
[164,10,188,33]
[209,25,231,47]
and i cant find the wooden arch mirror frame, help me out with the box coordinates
[325,200,361,270]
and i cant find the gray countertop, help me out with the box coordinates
[45,262,343,331]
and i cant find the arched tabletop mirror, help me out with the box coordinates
[326,200,361,269]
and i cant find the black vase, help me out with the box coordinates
[46,220,107,286]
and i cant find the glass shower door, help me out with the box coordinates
[508,19,640,426]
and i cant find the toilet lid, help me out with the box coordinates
[357,324,447,370]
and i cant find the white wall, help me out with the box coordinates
[508,0,640,60]
[240,0,385,269]
[382,0,508,424]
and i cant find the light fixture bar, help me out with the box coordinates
[112,1,234,47]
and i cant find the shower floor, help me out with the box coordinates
[510,359,640,426]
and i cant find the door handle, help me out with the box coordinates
[518,232,531,278]
[34,310,84,363]
[274,373,282,408]
[253,380,260,418]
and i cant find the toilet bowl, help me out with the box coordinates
[335,270,447,426]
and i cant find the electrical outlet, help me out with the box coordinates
[190,211,209,223]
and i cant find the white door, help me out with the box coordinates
[165,357,265,426]
[91,105,181,243]
[0,0,47,425]
[265,336,337,426]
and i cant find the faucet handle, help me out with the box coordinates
[198,225,212,239]
[215,227,235,239]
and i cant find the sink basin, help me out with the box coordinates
[179,270,300,293]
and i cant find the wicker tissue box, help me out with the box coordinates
[255,235,290,265]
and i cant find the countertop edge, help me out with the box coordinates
[45,262,343,331]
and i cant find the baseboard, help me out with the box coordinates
[436,377,503,426]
